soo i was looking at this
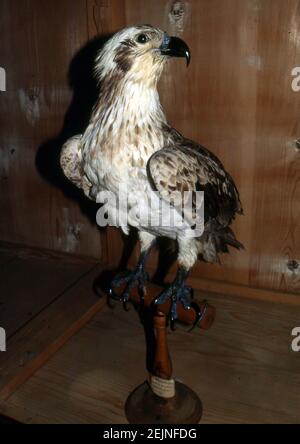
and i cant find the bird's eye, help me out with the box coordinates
[137,33,148,44]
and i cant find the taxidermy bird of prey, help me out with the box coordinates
[60,25,243,323]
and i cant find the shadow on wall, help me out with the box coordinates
[35,34,113,226]
[35,34,147,276]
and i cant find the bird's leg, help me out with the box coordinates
[109,247,152,306]
[154,267,192,324]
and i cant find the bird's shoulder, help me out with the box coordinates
[60,134,93,199]
[60,135,82,179]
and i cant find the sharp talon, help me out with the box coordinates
[139,295,145,310]
[170,318,176,331]
[188,301,207,332]
[108,287,120,302]
[154,295,164,306]
[170,297,178,321]
[155,272,192,329]
[138,282,146,305]
[155,287,172,307]
[182,301,192,311]
[137,288,145,311]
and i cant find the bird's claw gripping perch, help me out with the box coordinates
[109,267,149,310]
[154,272,193,329]
[109,247,152,311]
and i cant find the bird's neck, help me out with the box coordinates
[91,79,167,137]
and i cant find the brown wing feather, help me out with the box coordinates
[147,131,243,228]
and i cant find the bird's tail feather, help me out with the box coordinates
[197,223,244,263]
[220,226,244,251]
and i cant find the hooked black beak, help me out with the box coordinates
[159,35,191,66]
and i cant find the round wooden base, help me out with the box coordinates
[125,381,202,424]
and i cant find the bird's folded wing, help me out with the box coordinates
[147,143,243,227]
[60,135,92,199]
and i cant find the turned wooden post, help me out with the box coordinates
[152,310,172,380]
[125,302,203,423]
[118,279,212,423]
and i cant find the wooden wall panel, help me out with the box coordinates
[0,0,299,297]
[0,0,125,259]
[124,0,300,295]
[249,0,300,293]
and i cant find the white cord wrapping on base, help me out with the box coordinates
[150,375,176,399]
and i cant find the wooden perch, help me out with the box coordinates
[112,280,216,330]
[125,295,205,424]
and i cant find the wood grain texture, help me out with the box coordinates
[1,291,299,424]
[0,0,126,259]
[249,0,300,294]
[0,253,93,337]
[0,259,106,401]
[124,0,300,295]
[152,311,173,380]
[0,0,299,297]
